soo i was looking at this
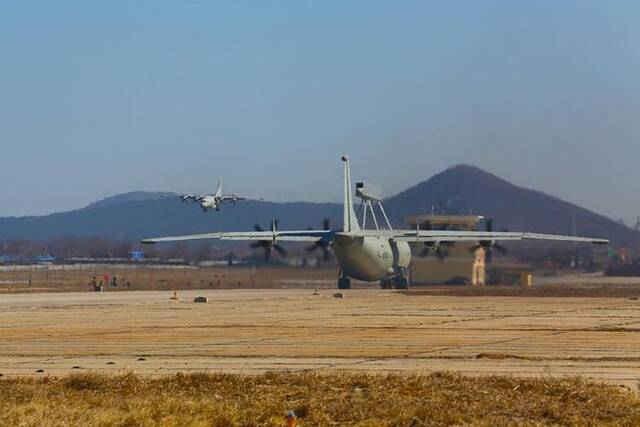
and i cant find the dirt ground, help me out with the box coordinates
[1,288,639,390]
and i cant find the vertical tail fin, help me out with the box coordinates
[341,155,361,232]
[216,177,223,196]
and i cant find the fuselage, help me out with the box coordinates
[333,234,411,282]
[200,196,220,210]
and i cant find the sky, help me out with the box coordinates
[1,1,639,224]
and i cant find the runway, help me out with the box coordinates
[1,289,639,388]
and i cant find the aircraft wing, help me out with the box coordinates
[141,230,332,244]
[221,194,246,202]
[143,229,608,245]
[142,232,222,243]
[348,230,609,245]
[180,194,203,203]
[519,232,609,244]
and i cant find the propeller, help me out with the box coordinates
[470,218,508,263]
[417,219,453,261]
[306,219,333,262]
[249,220,287,262]
[420,241,453,260]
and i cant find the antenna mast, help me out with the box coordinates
[355,182,392,230]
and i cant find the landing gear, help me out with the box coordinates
[380,269,409,290]
[393,275,409,290]
[395,268,410,289]
[338,275,351,289]
[380,277,393,289]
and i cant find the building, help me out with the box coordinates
[487,263,533,287]
[406,215,486,286]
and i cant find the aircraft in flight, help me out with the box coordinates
[180,177,246,212]
[145,156,608,289]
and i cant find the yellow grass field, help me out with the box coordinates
[2,371,639,426]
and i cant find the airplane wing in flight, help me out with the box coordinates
[180,194,203,203]
[221,195,246,203]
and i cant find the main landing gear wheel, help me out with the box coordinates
[380,278,393,289]
[338,276,351,289]
[393,275,409,290]
[380,274,409,290]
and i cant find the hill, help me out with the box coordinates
[0,165,633,243]
[385,165,632,242]
[0,198,342,242]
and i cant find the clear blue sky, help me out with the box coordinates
[1,1,638,224]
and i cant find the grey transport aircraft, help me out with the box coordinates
[180,177,246,212]
[143,156,609,289]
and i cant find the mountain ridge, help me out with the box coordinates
[386,164,631,241]
[0,164,634,243]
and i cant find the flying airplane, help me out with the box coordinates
[144,156,609,289]
[180,177,246,212]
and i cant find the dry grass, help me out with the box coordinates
[1,371,639,426]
